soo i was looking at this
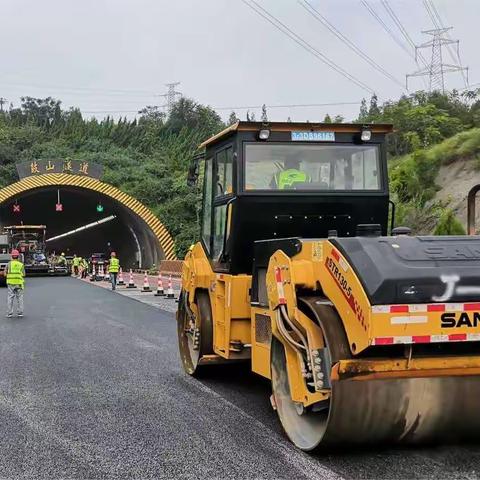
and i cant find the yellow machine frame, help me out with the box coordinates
[183,238,480,408]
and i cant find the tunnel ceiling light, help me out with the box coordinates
[46,215,117,243]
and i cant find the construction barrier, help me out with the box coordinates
[159,260,183,277]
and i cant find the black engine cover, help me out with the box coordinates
[331,236,480,305]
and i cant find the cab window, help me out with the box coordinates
[244,143,381,191]
[201,158,213,250]
[216,146,233,196]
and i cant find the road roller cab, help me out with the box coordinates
[178,121,480,451]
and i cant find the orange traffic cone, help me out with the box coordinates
[126,269,137,288]
[154,273,164,296]
[142,271,151,292]
[166,275,175,298]
[117,268,125,286]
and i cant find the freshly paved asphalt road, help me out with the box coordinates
[1,277,480,479]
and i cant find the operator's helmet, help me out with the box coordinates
[11,249,19,258]
[61,252,65,256]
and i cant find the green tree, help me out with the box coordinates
[433,209,466,235]
[228,111,239,125]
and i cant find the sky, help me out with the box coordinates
[0,0,477,122]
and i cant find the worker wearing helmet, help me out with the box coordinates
[57,252,66,267]
[81,257,88,279]
[6,249,25,318]
[72,254,80,276]
[108,252,120,290]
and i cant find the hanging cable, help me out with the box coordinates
[241,0,375,94]
[299,0,405,89]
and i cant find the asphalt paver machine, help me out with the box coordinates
[178,121,480,450]
[5,225,49,275]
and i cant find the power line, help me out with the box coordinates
[215,101,361,110]
[0,81,157,97]
[380,0,429,69]
[81,101,361,114]
[298,0,405,89]
[241,0,374,94]
[359,0,413,58]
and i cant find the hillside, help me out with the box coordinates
[390,127,480,234]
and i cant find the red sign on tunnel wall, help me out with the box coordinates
[55,203,63,212]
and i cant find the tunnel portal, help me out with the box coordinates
[0,173,175,269]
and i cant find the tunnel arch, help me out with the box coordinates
[0,173,176,264]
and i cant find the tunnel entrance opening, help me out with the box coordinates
[0,175,175,268]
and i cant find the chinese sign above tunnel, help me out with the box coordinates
[16,159,103,180]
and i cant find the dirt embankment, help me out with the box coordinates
[434,158,480,228]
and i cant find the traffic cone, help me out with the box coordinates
[166,275,175,298]
[154,273,164,296]
[126,269,137,288]
[98,264,104,282]
[90,264,96,281]
[142,271,151,292]
[117,268,125,286]
[104,265,110,282]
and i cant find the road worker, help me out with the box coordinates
[81,257,88,279]
[57,252,66,267]
[108,252,120,290]
[272,157,311,190]
[72,254,80,276]
[6,249,25,318]
[77,256,83,277]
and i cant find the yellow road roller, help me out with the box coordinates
[177,121,480,450]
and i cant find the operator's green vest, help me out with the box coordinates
[72,257,80,267]
[276,169,311,189]
[7,260,24,288]
[109,257,120,273]
[57,255,66,265]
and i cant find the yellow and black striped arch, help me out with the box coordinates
[0,173,176,260]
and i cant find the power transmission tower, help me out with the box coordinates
[406,27,468,92]
[158,82,182,115]
[0,97,7,112]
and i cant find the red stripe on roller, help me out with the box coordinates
[464,303,480,311]
[390,305,409,313]
[427,304,445,312]
[375,337,394,345]
[331,249,340,261]
[412,335,431,343]
[449,333,467,341]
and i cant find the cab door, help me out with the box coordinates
[200,145,234,272]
